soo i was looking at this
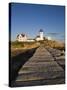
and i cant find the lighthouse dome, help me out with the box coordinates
[39,29,43,32]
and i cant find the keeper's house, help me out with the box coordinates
[16,33,35,42]
[16,34,27,42]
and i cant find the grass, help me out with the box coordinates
[10,40,65,57]
[11,41,40,48]
[11,41,40,57]
[11,41,24,48]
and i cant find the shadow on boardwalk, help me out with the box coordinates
[9,47,37,87]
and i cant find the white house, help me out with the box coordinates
[16,34,27,42]
[16,33,35,42]
[36,29,44,41]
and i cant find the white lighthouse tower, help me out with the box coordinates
[39,29,44,40]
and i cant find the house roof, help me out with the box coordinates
[17,34,26,38]
[17,34,19,38]
[21,34,25,37]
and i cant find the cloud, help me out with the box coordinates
[47,32,65,36]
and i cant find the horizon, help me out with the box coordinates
[10,3,65,42]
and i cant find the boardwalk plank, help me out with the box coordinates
[15,46,65,84]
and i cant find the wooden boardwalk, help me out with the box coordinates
[15,46,65,86]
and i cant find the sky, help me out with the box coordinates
[10,3,65,42]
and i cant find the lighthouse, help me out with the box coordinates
[35,29,44,41]
[39,29,44,40]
